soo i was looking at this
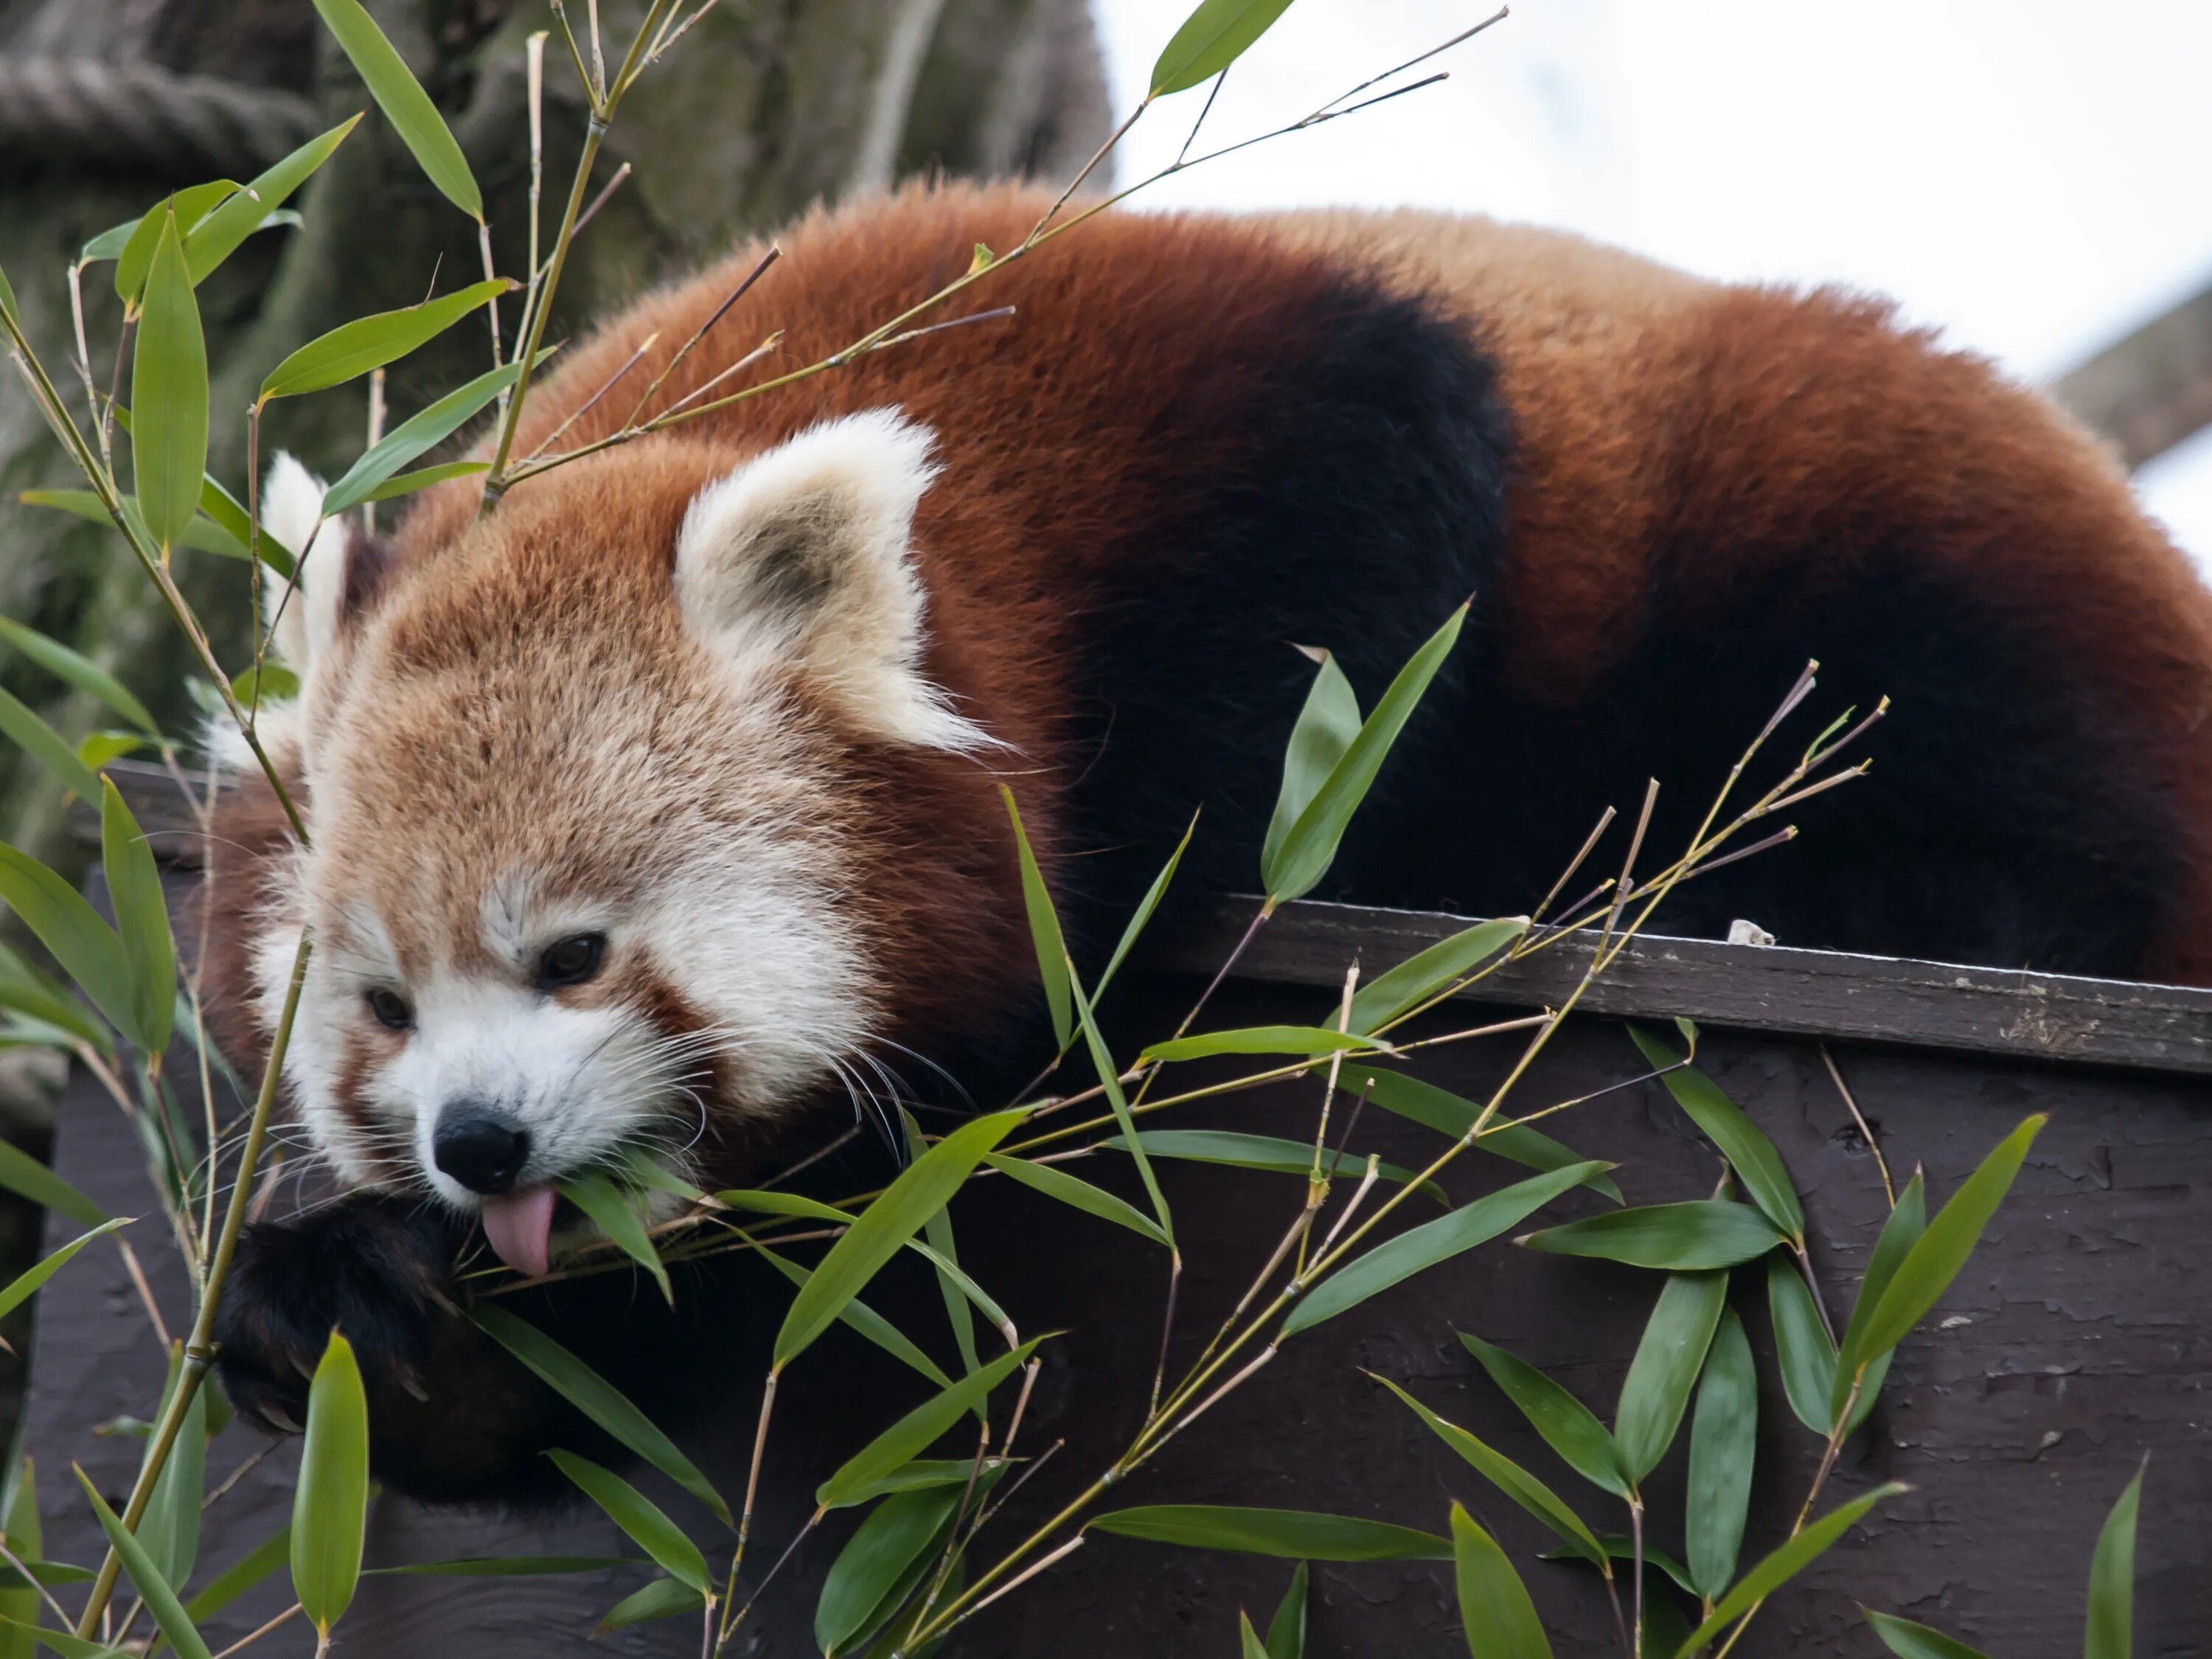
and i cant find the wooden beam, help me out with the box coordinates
[2050,279,2212,470]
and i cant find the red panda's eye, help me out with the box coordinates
[366,987,413,1031]
[537,932,606,990]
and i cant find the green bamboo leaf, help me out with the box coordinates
[12,492,244,564]
[1851,1118,2045,1394]
[1372,1375,1604,1568]
[292,1333,369,1636]
[73,1470,209,1659]
[259,279,510,402]
[827,1472,995,1658]
[113,184,237,303]
[0,691,100,804]
[553,1169,671,1303]
[815,1485,964,1655]
[1348,918,1528,1034]
[1262,647,1360,882]
[999,787,1072,1048]
[1614,1271,1727,1482]
[715,1188,849,1223]
[1684,1307,1756,1598]
[753,1245,954,1396]
[136,1352,206,1596]
[102,780,174,1054]
[1239,1611,1268,1659]
[1628,1028,1804,1244]
[1449,1503,1551,1659]
[131,212,207,554]
[0,262,15,328]
[182,1524,288,1622]
[79,735,144,773]
[832,1459,1012,1505]
[0,1621,124,1659]
[0,844,134,1048]
[546,1452,708,1593]
[1863,1610,1994,1659]
[1067,967,1172,1246]
[0,1459,39,1659]
[1265,1560,1307,1659]
[1267,605,1465,903]
[1538,1534,1697,1598]
[369,1555,641,1576]
[1283,1162,1607,1338]
[2086,1464,2143,1659]
[1518,1202,1784,1272]
[352,460,490,504]
[776,1109,1026,1370]
[1829,1170,1927,1429]
[320,358,526,515]
[472,1306,730,1526]
[1458,1332,1630,1496]
[0,945,102,1050]
[310,0,482,218]
[1141,1026,1385,1063]
[595,1574,701,1633]
[1150,0,1298,93]
[0,1142,103,1231]
[982,1152,1169,1247]
[184,118,358,283]
[1090,1506,1450,1562]
[1336,1065,1621,1202]
[1765,1253,1837,1436]
[1102,1130,1445,1206]
[229,664,299,709]
[816,1338,1043,1509]
[1674,1485,1907,1657]
[901,1113,979,1377]
[0,618,158,736]
[1096,810,1197,1001]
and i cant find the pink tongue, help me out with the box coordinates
[480,1183,557,1278]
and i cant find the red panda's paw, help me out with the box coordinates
[215,1195,574,1503]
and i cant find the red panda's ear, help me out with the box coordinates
[673,409,992,750]
[260,453,391,677]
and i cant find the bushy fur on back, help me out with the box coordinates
[201,181,2212,1500]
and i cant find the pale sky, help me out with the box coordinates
[1091,0,2212,568]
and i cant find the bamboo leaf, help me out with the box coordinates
[753,1245,955,1395]
[1262,647,1360,882]
[546,1452,708,1593]
[1614,1272,1727,1483]
[1851,1118,2045,1396]
[138,1354,206,1594]
[1449,1503,1551,1659]
[184,118,359,283]
[1090,1506,1450,1562]
[0,263,14,328]
[1863,1610,1994,1659]
[1518,1202,1784,1272]
[2085,1464,2144,1659]
[0,692,100,805]
[832,1459,1012,1506]
[1096,810,1197,1001]
[1828,1170,1927,1429]
[291,1333,369,1636]
[815,1338,1044,1509]
[1684,1307,1756,1598]
[776,1110,1026,1370]
[1674,1484,1907,1657]
[1337,1065,1621,1202]
[472,1307,731,1527]
[999,787,1073,1048]
[714,1188,849,1224]
[113,184,237,303]
[1764,1253,1837,1436]
[181,1525,288,1622]
[13,492,245,564]
[310,0,482,218]
[1283,1162,1607,1338]
[1239,1612,1269,1659]
[0,619,158,736]
[1372,1375,1604,1568]
[0,1621,124,1659]
[0,844,134,1048]
[352,461,490,504]
[815,1485,963,1655]
[0,1141,103,1231]
[1067,970,1172,1247]
[73,1470,209,1659]
[1151,1,1298,93]
[1348,918,1528,1034]
[1458,1333,1630,1496]
[0,945,103,1050]
[321,359,529,515]
[1265,1560,1307,1659]
[1102,1130,1446,1206]
[102,781,175,1054]
[595,1574,702,1633]
[1141,1026,1385,1063]
[1267,607,1465,902]
[1539,1535,1697,1598]
[901,1112,979,1377]
[552,1169,672,1303]
[0,1459,39,1659]
[259,280,510,401]
[130,212,207,553]
[982,1152,1169,1247]
[1628,1028,1804,1244]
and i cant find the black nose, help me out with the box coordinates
[432,1108,531,1194]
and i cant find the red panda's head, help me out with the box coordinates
[209,411,1002,1274]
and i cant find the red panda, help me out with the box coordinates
[202,181,2212,1499]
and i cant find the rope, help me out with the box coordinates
[0,55,321,177]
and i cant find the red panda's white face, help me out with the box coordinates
[232,414,991,1273]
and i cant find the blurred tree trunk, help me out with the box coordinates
[0,0,1109,859]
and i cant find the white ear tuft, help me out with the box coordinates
[261,453,348,678]
[674,410,990,750]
